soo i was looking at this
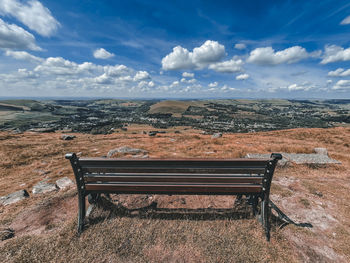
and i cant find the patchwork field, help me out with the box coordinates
[0,127,349,262]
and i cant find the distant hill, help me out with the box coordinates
[148,100,205,115]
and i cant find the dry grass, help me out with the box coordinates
[0,127,350,262]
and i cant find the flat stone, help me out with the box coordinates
[0,190,29,206]
[29,127,55,133]
[246,153,289,167]
[32,180,58,194]
[56,177,74,189]
[314,148,328,155]
[211,132,222,139]
[107,146,148,157]
[284,153,340,164]
[61,134,76,140]
[132,154,149,158]
[246,152,341,165]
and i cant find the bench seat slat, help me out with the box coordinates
[82,167,266,174]
[85,183,262,194]
[84,174,263,184]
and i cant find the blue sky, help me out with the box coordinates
[1,0,350,98]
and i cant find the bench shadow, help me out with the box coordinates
[86,196,255,228]
[86,196,313,231]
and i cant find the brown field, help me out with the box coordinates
[0,127,350,262]
[148,100,206,115]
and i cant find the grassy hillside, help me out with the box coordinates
[148,100,205,115]
[0,127,350,262]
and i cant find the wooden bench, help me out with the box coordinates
[65,153,282,241]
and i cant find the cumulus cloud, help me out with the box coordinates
[161,40,225,70]
[221,84,236,92]
[340,15,350,25]
[247,46,309,65]
[34,57,100,75]
[0,0,60,36]
[181,78,196,84]
[182,72,194,78]
[5,50,43,63]
[93,48,115,59]
[208,82,218,87]
[133,71,150,81]
[332,79,350,90]
[286,82,315,91]
[191,40,225,65]
[321,45,350,64]
[161,46,194,70]
[234,43,246,50]
[236,73,249,80]
[0,18,40,50]
[208,58,243,73]
[328,68,350,77]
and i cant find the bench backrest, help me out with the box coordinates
[66,153,282,196]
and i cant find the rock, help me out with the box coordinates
[132,154,149,158]
[61,134,76,140]
[29,127,55,133]
[32,180,58,194]
[11,128,22,134]
[246,152,341,165]
[211,132,222,139]
[0,228,14,241]
[0,190,29,206]
[284,153,340,165]
[174,130,181,134]
[148,131,157,136]
[314,148,328,155]
[121,127,128,131]
[56,177,74,189]
[107,146,148,158]
[246,153,290,167]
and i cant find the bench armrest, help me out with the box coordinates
[270,153,282,160]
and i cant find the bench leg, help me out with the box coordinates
[77,192,86,234]
[261,198,270,241]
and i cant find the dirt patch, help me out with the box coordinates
[9,191,77,236]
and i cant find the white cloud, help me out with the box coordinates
[34,57,99,75]
[332,79,350,90]
[208,82,218,87]
[340,15,350,25]
[5,50,43,63]
[93,48,115,59]
[0,18,40,50]
[286,82,315,91]
[328,68,350,77]
[247,46,309,65]
[221,84,236,92]
[0,0,60,37]
[161,40,225,70]
[133,71,150,81]
[192,40,225,66]
[182,72,194,78]
[208,58,244,73]
[104,64,130,77]
[236,73,249,80]
[321,45,350,64]
[234,43,246,50]
[180,77,196,84]
[161,46,194,70]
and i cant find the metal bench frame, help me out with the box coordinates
[66,153,282,241]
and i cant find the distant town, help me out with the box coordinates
[0,99,349,134]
